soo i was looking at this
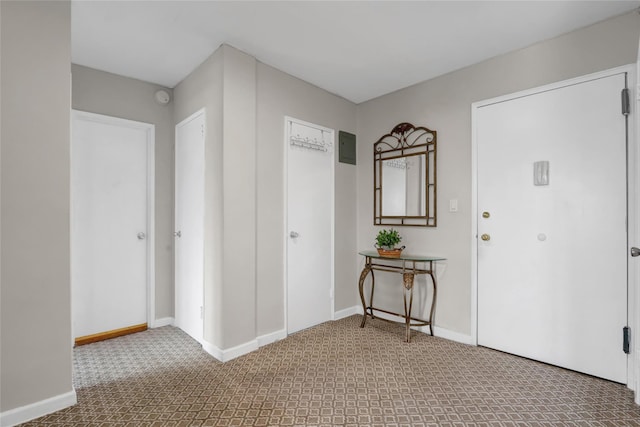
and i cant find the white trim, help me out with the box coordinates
[472,64,634,109]
[201,330,286,362]
[70,110,156,338]
[634,47,640,404]
[202,340,223,361]
[471,65,636,386]
[150,317,174,328]
[283,117,289,337]
[433,326,474,346]
[283,116,336,335]
[351,305,472,345]
[626,66,639,397]
[334,306,359,320]
[147,123,156,331]
[0,390,77,427]
[470,100,479,347]
[257,329,287,347]
[202,339,259,363]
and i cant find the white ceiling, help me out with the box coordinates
[72,1,640,104]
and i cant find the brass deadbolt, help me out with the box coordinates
[481,234,491,241]
[482,212,490,218]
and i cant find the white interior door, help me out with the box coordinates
[286,117,334,334]
[476,72,628,383]
[72,111,153,338]
[175,110,205,343]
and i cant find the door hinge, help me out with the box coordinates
[621,88,630,116]
[623,326,630,354]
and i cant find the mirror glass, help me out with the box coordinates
[381,155,426,217]
[374,123,436,227]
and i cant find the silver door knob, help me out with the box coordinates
[137,232,146,240]
[289,231,299,238]
[174,231,182,238]
[631,247,640,257]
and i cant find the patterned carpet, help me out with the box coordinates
[21,315,640,426]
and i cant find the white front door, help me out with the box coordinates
[286,117,334,334]
[72,111,154,338]
[175,110,205,343]
[476,71,628,383]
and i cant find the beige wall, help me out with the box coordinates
[220,46,258,348]
[174,45,358,348]
[71,65,175,320]
[356,11,640,336]
[256,62,358,335]
[0,0,73,413]
[173,48,224,347]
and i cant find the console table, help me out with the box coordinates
[358,250,445,342]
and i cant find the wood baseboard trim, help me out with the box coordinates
[75,323,148,346]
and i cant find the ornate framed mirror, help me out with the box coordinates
[374,122,436,227]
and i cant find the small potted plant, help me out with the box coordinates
[375,228,405,257]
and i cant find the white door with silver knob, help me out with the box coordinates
[174,110,205,344]
[71,111,153,340]
[286,117,334,334]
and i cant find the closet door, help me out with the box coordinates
[175,110,205,343]
[72,111,153,340]
[286,117,335,334]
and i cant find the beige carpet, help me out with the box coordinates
[21,315,640,426]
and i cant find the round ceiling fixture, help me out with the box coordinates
[154,89,171,105]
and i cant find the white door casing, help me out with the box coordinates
[633,51,640,402]
[473,69,630,384]
[71,110,155,338]
[285,117,335,334]
[174,110,205,343]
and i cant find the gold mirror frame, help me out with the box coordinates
[374,122,437,227]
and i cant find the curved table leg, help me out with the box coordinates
[358,264,372,328]
[428,271,437,336]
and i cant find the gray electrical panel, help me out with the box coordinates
[339,131,356,165]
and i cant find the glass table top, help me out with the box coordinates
[359,250,446,262]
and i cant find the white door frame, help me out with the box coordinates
[71,110,156,331]
[283,116,335,334]
[634,48,640,403]
[470,64,636,389]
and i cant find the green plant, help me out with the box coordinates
[375,228,402,249]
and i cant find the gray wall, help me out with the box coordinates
[174,45,358,349]
[256,62,358,336]
[0,0,73,412]
[173,48,224,347]
[220,46,258,348]
[71,64,176,321]
[356,11,640,336]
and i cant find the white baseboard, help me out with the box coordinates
[350,305,473,345]
[334,306,359,320]
[432,326,474,345]
[0,389,77,427]
[202,329,286,363]
[203,339,260,363]
[257,329,286,347]
[202,340,223,361]
[150,317,174,328]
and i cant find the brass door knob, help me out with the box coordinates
[482,212,490,218]
[481,234,491,241]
